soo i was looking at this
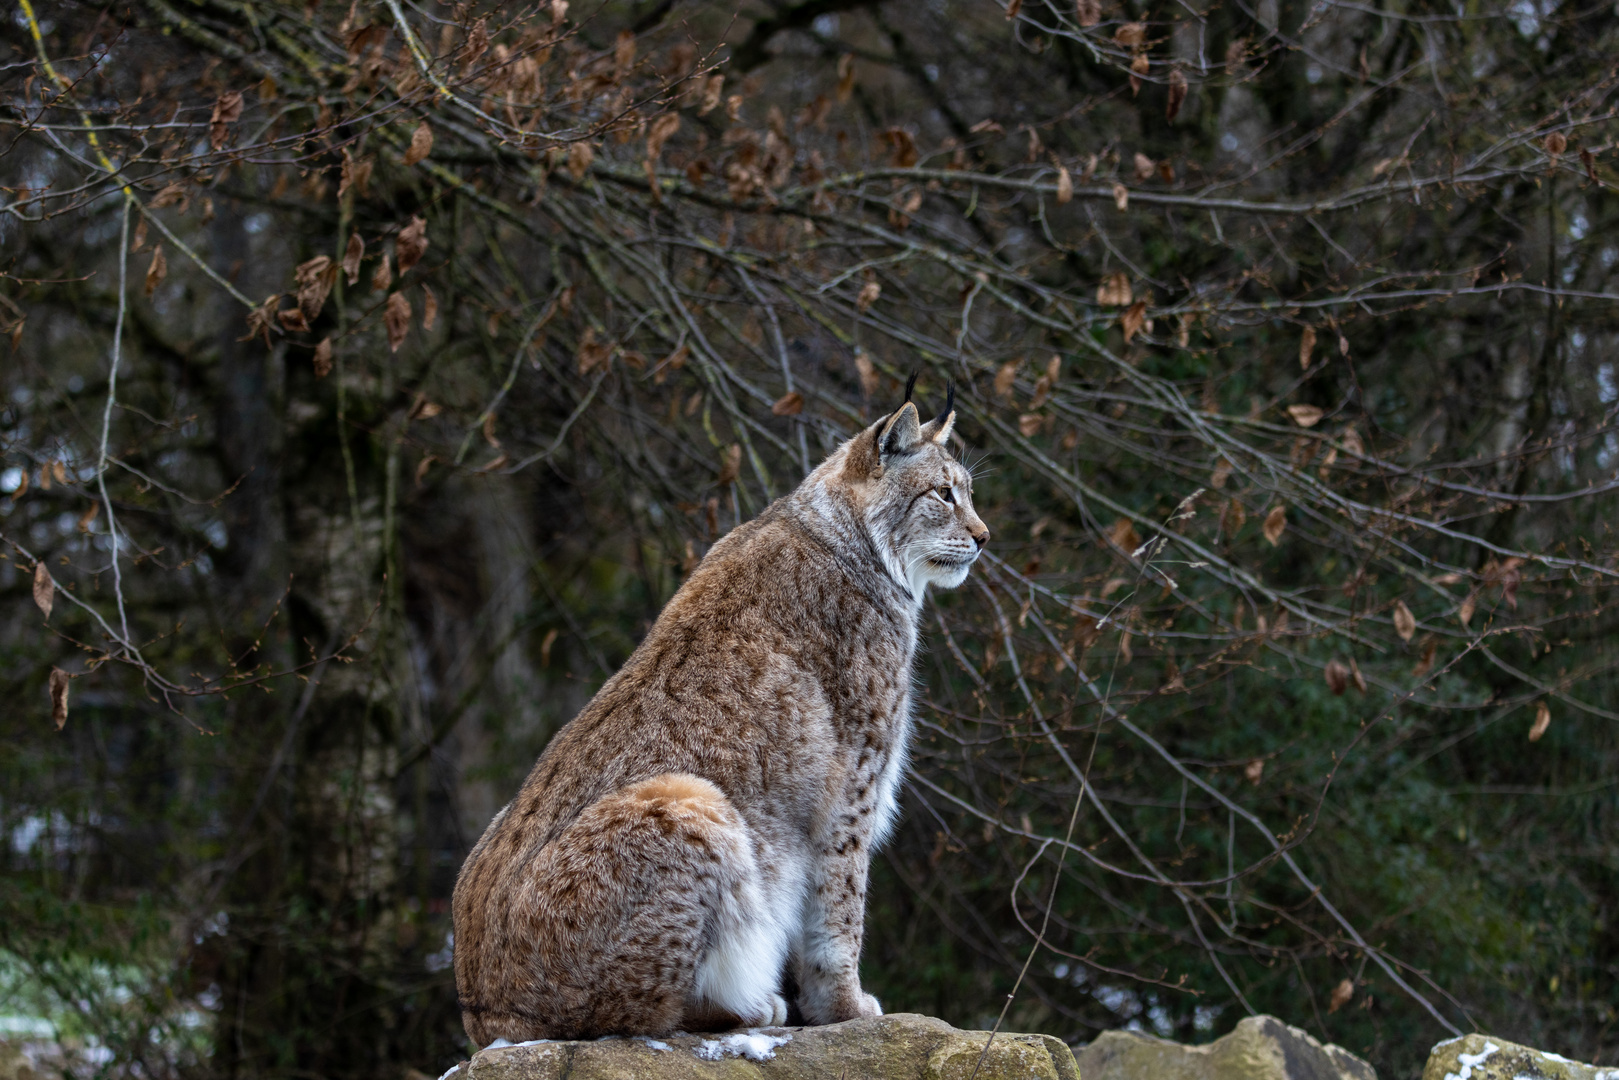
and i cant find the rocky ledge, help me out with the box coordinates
[439,1013,1077,1080]
[440,1012,1619,1080]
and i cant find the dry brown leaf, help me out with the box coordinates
[1120,300,1147,343]
[1211,458,1233,489]
[1458,593,1476,628]
[1097,272,1132,306]
[130,216,148,253]
[149,182,188,211]
[240,294,279,345]
[277,307,310,333]
[295,255,336,320]
[33,561,53,619]
[1393,599,1416,641]
[1055,165,1073,204]
[1412,637,1438,679]
[422,285,438,332]
[52,461,65,485]
[1341,426,1365,457]
[1112,182,1129,211]
[408,393,443,420]
[1076,0,1100,26]
[396,216,428,275]
[854,349,879,398]
[371,253,393,293]
[49,667,70,730]
[994,359,1020,398]
[1544,131,1567,158]
[338,148,373,198]
[1129,54,1149,95]
[209,90,243,149]
[415,454,436,487]
[716,443,742,486]
[10,466,26,498]
[1529,700,1551,742]
[646,113,681,165]
[700,74,726,115]
[1244,759,1264,785]
[1115,22,1145,47]
[77,502,98,534]
[1017,413,1044,437]
[1132,151,1155,181]
[566,141,595,181]
[1329,979,1354,1013]
[402,121,434,168]
[1222,497,1246,534]
[144,243,167,297]
[1299,325,1316,369]
[1108,517,1140,554]
[1004,0,1022,17]
[1324,659,1349,696]
[1166,68,1188,122]
[1349,657,1367,693]
[856,279,881,312]
[771,391,804,416]
[1287,404,1324,428]
[1262,504,1286,545]
[313,338,333,377]
[384,291,411,352]
[343,232,365,285]
[575,328,611,375]
[1580,147,1599,182]
[1119,629,1133,664]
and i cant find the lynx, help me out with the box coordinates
[451,384,990,1043]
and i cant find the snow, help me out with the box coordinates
[481,1037,553,1051]
[1444,1041,1500,1080]
[637,1037,673,1052]
[692,1030,792,1062]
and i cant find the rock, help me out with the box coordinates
[443,1013,1078,1080]
[1074,1015,1376,1080]
[1422,1034,1619,1080]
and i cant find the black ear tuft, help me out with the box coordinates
[936,382,955,425]
[903,371,919,406]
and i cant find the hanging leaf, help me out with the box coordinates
[343,232,366,285]
[209,89,243,148]
[422,285,438,331]
[1120,300,1146,343]
[771,391,804,416]
[1458,593,1476,628]
[1412,637,1438,678]
[716,443,742,486]
[403,121,434,167]
[1112,183,1128,211]
[295,255,336,319]
[1114,22,1145,46]
[1166,68,1188,122]
[1544,131,1567,158]
[1528,701,1551,742]
[1349,657,1367,693]
[1107,517,1140,554]
[854,349,879,397]
[144,244,167,296]
[1004,0,1023,17]
[1329,980,1354,1013]
[33,561,53,618]
[77,502,99,533]
[700,74,726,115]
[337,148,374,198]
[371,253,393,293]
[49,667,70,730]
[566,141,595,181]
[856,279,881,312]
[240,294,280,345]
[384,290,411,352]
[1324,659,1350,696]
[1055,165,1073,204]
[1393,599,1416,641]
[313,337,333,377]
[1130,54,1149,95]
[1244,758,1264,785]
[1211,458,1233,489]
[1017,413,1044,437]
[1132,151,1155,181]
[277,306,310,332]
[1287,404,1324,427]
[1262,505,1286,545]
[1096,272,1132,306]
[1075,0,1100,26]
[1299,325,1316,369]
[1222,497,1246,534]
[396,216,428,275]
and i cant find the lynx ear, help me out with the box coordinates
[920,382,956,444]
[878,401,924,460]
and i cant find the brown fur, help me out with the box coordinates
[452,398,989,1043]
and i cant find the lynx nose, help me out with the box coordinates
[971,525,990,550]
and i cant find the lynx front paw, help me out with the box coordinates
[854,990,882,1018]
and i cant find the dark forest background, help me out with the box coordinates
[4,0,1619,1076]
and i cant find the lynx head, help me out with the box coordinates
[826,379,990,600]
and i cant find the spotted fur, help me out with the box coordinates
[451,396,990,1043]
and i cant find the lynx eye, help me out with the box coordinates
[936,485,955,504]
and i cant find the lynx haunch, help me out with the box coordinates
[451,386,989,1043]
